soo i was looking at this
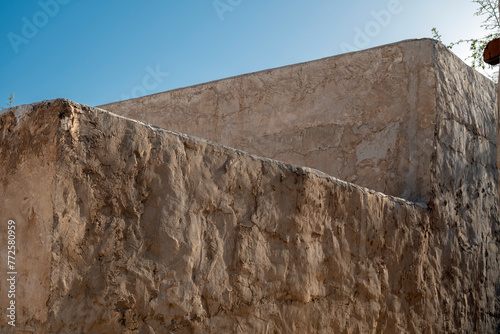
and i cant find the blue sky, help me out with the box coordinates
[0,0,494,107]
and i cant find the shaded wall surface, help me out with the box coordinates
[100,39,497,203]
[0,99,498,333]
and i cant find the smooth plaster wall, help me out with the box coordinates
[100,39,442,202]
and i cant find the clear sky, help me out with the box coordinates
[0,0,495,107]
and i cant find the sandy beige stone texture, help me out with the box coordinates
[100,39,442,203]
[0,96,497,333]
[0,38,498,333]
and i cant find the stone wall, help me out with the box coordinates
[100,39,497,205]
[0,99,498,333]
[100,39,441,202]
[430,42,499,331]
[0,103,58,331]
[0,38,498,333]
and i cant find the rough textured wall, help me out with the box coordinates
[49,101,432,333]
[0,99,498,333]
[100,39,438,202]
[430,42,500,332]
[0,104,58,333]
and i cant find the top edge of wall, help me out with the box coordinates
[98,38,441,107]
